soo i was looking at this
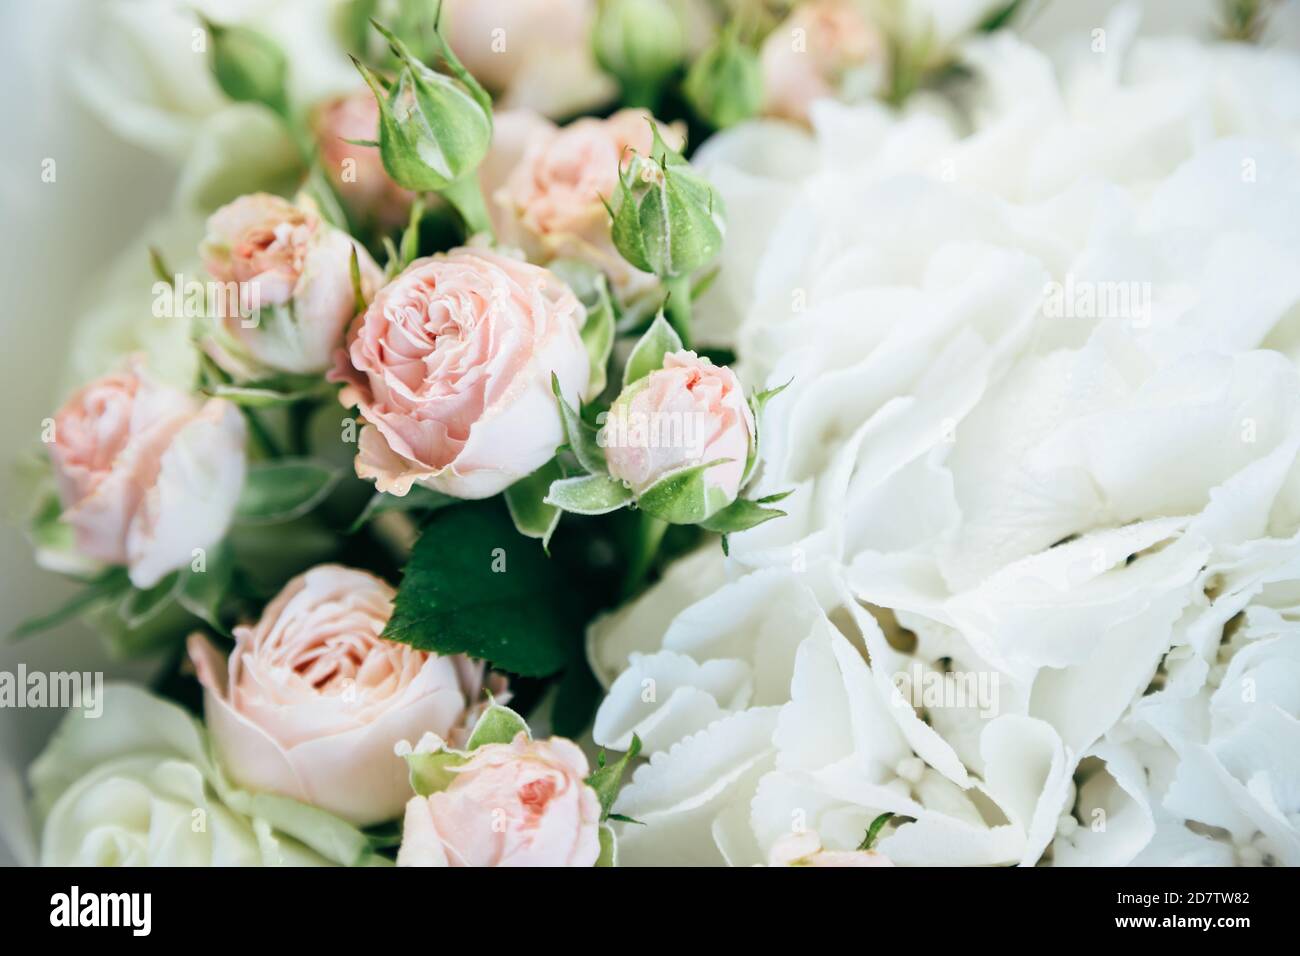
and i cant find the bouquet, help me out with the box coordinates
[6,0,1299,870]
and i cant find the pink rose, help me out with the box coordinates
[397,732,601,867]
[769,831,895,867]
[48,361,246,589]
[189,565,500,826]
[330,248,589,499]
[602,350,754,501]
[441,0,612,118]
[488,109,683,302]
[760,0,882,124]
[312,90,416,232]
[200,192,382,377]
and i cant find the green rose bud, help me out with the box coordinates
[352,19,493,233]
[609,124,725,280]
[593,0,686,107]
[683,28,763,129]
[204,19,289,116]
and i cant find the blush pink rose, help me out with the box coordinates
[602,350,754,501]
[330,248,590,499]
[397,732,601,867]
[312,90,416,232]
[48,361,246,589]
[760,0,883,124]
[769,831,896,867]
[488,109,684,303]
[188,565,502,826]
[200,192,382,377]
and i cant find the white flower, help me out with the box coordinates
[591,20,1300,866]
[30,685,380,866]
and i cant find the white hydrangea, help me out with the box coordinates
[590,16,1300,866]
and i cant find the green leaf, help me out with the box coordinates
[595,824,617,867]
[239,792,374,866]
[465,701,531,750]
[636,459,732,525]
[504,458,563,550]
[545,474,633,515]
[405,750,468,797]
[586,733,642,821]
[698,496,789,535]
[622,312,683,388]
[346,486,456,534]
[382,502,582,677]
[9,567,131,642]
[236,459,342,525]
[177,544,234,635]
[858,812,895,851]
[551,373,606,475]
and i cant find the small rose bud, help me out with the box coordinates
[684,28,763,129]
[609,125,725,280]
[352,20,493,195]
[593,0,686,107]
[603,350,753,521]
[204,18,289,115]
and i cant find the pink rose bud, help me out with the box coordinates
[48,362,246,589]
[331,248,590,499]
[489,109,684,303]
[397,732,602,867]
[760,0,883,124]
[312,90,416,232]
[603,350,754,504]
[188,565,499,826]
[769,831,895,867]
[200,192,383,377]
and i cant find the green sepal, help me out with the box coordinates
[545,474,633,515]
[622,311,682,388]
[742,379,789,486]
[636,459,733,525]
[504,457,564,550]
[551,373,606,475]
[349,245,368,315]
[586,733,642,821]
[698,495,789,535]
[405,749,468,797]
[466,700,532,750]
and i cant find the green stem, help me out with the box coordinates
[242,407,282,459]
[439,175,494,241]
[664,274,693,348]
[621,511,668,599]
[619,78,661,112]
